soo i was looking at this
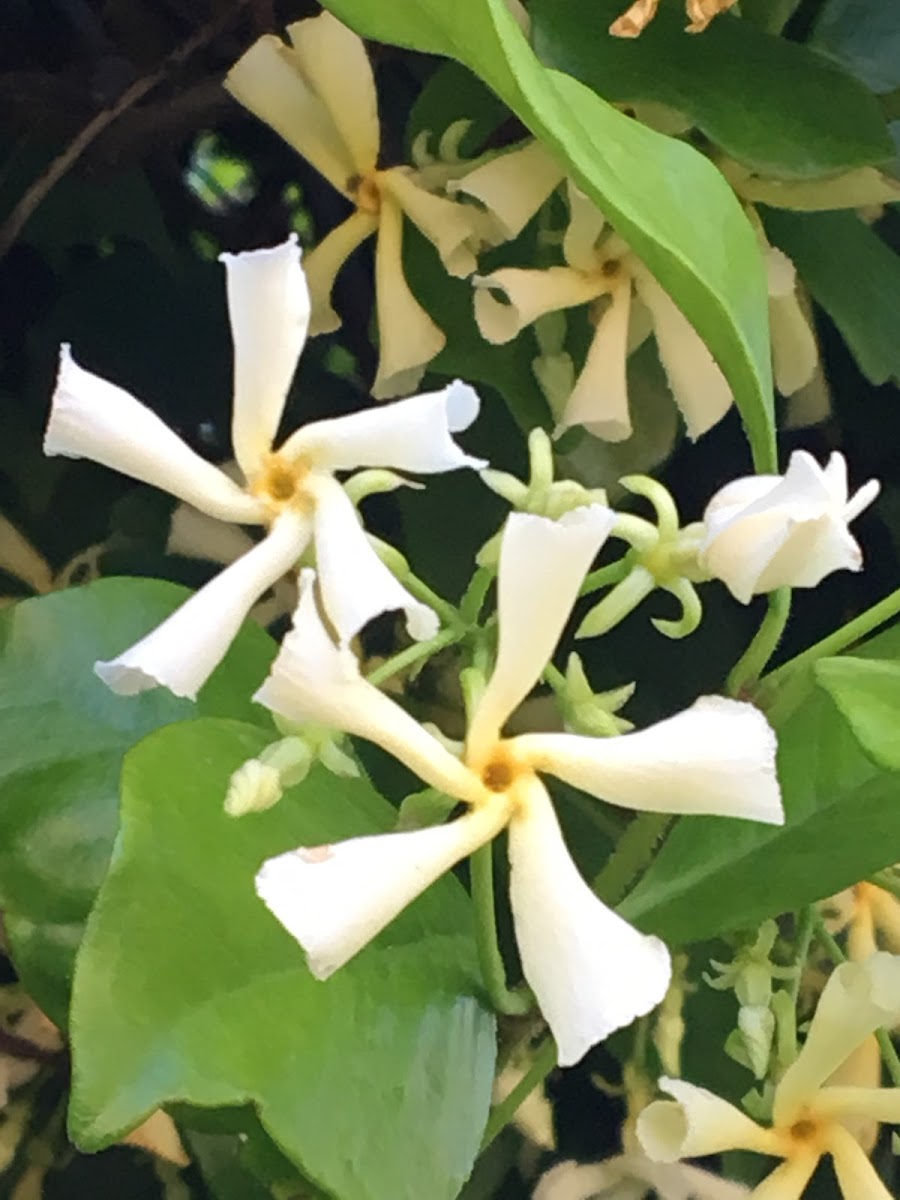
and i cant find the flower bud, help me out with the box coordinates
[699,451,879,603]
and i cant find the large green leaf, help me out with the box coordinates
[764,209,900,386]
[813,0,900,94]
[618,623,900,943]
[0,579,275,1021]
[815,656,900,771]
[531,0,892,179]
[323,0,775,469]
[69,719,495,1200]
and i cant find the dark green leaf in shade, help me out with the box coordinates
[813,0,900,94]
[0,579,275,1020]
[617,623,900,944]
[68,719,496,1200]
[814,655,900,771]
[531,0,893,179]
[322,0,776,470]
[764,209,900,387]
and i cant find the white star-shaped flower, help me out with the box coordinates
[638,953,900,1200]
[473,183,734,443]
[252,508,781,1065]
[44,236,484,699]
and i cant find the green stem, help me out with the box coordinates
[579,559,631,596]
[868,869,900,903]
[480,1037,557,1149]
[543,661,567,695]
[401,571,461,628]
[364,627,461,687]
[811,909,900,1087]
[460,565,495,625]
[758,584,900,698]
[727,588,791,697]
[789,906,815,1009]
[471,844,532,1017]
[592,812,673,906]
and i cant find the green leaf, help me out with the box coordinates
[0,578,275,1021]
[813,0,900,94]
[814,656,900,771]
[531,0,893,179]
[69,718,495,1200]
[322,0,775,469]
[618,623,900,943]
[764,209,900,386]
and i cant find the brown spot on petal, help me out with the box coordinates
[789,1118,818,1143]
[297,845,334,864]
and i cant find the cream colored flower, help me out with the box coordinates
[533,1155,748,1200]
[699,451,880,603]
[638,954,900,1200]
[823,882,900,963]
[253,510,781,1065]
[473,185,733,443]
[44,237,484,699]
[225,13,488,398]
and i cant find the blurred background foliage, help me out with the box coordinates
[0,0,898,1196]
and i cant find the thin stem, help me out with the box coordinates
[364,627,461,687]
[727,588,792,697]
[758,584,900,697]
[400,571,461,628]
[460,565,495,625]
[471,844,532,1017]
[810,909,900,1086]
[542,661,567,696]
[579,559,631,596]
[592,812,673,906]
[789,907,815,1009]
[480,1037,557,1149]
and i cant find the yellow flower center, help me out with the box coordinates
[349,172,382,216]
[250,453,313,517]
[600,257,622,279]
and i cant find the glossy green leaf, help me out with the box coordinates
[764,209,900,386]
[69,719,495,1200]
[0,579,275,1020]
[323,0,775,469]
[813,0,900,94]
[814,656,900,771]
[618,623,900,943]
[531,0,892,179]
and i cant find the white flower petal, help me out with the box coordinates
[309,475,437,646]
[563,182,607,273]
[507,778,671,1067]
[815,1086,900,1127]
[753,515,862,592]
[828,1124,893,1200]
[45,347,265,524]
[371,197,446,399]
[636,1078,776,1161]
[285,13,379,175]
[468,508,615,756]
[730,1157,817,1200]
[256,799,508,978]
[774,953,900,1123]
[514,696,783,825]
[556,286,633,441]
[845,477,880,524]
[255,570,481,803]
[380,168,480,278]
[224,34,354,195]
[283,379,485,473]
[219,237,309,479]
[532,1159,626,1200]
[303,210,379,335]
[95,511,309,699]
[473,266,607,345]
[632,267,733,439]
[451,140,564,244]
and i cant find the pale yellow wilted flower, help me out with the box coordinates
[609,0,737,37]
[473,183,734,444]
[225,13,487,398]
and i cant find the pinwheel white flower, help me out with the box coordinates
[473,184,733,443]
[533,1155,748,1200]
[699,451,880,604]
[253,509,782,1065]
[44,236,485,700]
[225,12,487,398]
[637,953,900,1200]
